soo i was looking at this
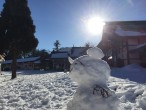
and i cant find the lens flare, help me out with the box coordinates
[85,16,105,35]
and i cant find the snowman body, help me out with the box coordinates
[67,47,119,110]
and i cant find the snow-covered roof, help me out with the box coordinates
[3,60,12,64]
[59,47,72,53]
[115,26,146,37]
[3,57,40,64]
[34,60,41,64]
[51,53,68,58]
[51,47,89,59]
[136,42,146,49]
[104,21,146,37]
[130,42,146,51]
[17,57,40,63]
[70,47,88,58]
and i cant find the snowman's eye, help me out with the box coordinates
[74,62,78,65]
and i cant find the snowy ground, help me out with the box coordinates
[0,65,146,110]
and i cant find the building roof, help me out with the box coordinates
[115,26,146,37]
[105,21,146,25]
[51,52,68,58]
[51,47,89,59]
[137,42,146,49]
[3,57,40,64]
[70,47,88,58]
[59,47,72,53]
[104,21,146,37]
[131,42,146,52]
[34,60,41,64]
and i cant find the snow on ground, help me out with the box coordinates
[0,71,77,110]
[0,65,146,110]
[112,64,146,83]
[109,77,146,110]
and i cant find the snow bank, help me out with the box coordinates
[111,64,146,83]
[122,64,144,71]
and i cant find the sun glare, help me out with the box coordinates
[85,16,105,35]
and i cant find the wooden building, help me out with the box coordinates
[51,47,90,71]
[99,21,146,67]
[2,57,40,70]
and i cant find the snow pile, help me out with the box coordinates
[67,47,119,110]
[122,64,144,71]
[112,64,146,83]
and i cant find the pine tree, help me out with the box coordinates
[0,15,7,54]
[0,0,38,79]
[54,40,60,51]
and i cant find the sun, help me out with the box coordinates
[85,16,105,35]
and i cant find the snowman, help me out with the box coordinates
[67,47,119,110]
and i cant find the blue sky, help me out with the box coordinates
[0,0,146,51]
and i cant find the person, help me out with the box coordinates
[0,53,6,75]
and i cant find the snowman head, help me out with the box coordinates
[68,47,109,85]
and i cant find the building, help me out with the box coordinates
[51,52,69,70]
[2,57,40,70]
[50,47,90,70]
[99,21,146,67]
[2,47,91,71]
